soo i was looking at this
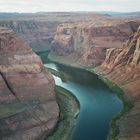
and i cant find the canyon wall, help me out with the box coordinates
[1,14,139,67]
[50,16,140,139]
[0,14,140,140]
[99,26,140,97]
[0,27,59,140]
[0,13,110,53]
[98,26,140,140]
[52,19,140,66]
[0,14,139,60]
[0,20,59,52]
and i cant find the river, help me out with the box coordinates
[44,62,123,140]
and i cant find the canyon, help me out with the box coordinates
[0,12,140,140]
[52,18,140,67]
[0,27,59,140]
[0,14,139,67]
[98,26,140,140]
[46,15,140,139]
[0,13,110,52]
[51,21,140,139]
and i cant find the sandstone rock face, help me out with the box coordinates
[100,26,140,90]
[0,16,140,67]
[0,20,58,52]
[0,13,110,53]
[98,26,140,140]
[53,19,140,66]
[0,27,59,140]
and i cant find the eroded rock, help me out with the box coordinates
[0,28,59,140]
[98,26,140,140]
[52,19,140,66]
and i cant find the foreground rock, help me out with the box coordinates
[0,27,59,140]
[98,26,140,140]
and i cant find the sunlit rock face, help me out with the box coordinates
[0,27,59,140]
[0,15,139,67]
[52,19,140,66]
[98,26,140,140]
[100,26,140,91]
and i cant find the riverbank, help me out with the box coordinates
[94,75,134,140]
[47,54,134,140]
[46,86,80,140]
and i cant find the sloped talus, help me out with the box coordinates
[98,26,140,140]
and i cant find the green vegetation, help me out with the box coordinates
[46,67,61,77]
[97,76,134,140]
[48,53,85,69]
[38,51,134,140]
[36,50,50,63]
[45,67,70,83]
[46,86,80,140]
[47,56,134,140]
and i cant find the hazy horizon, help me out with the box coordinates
[0,11,140,14]
[0,0,140,13]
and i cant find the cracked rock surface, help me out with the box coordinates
[0,28,59,140]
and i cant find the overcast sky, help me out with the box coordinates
[0,0,140,13]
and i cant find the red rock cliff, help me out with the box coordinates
[0,27,59,140]
[0,13,109,52]
[100,26,140,96]
[98,26,140,140]
[52,19,140,66]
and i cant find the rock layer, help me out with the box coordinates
[0,13,111,52]
[53,19,140,66]
[0,20,58,52]
[100,26,140,96]
[98,26,140,140]
[1,15,140,66]
[0,27,59,140]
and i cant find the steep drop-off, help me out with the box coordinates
[0,13,112,52]
[99,26,140,97]
[52,19,140,66]
[0,20,59,51]
[98,26,140,140]
[0,27,59,140]
[49,18,140,139]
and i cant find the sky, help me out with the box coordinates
[0,0,140,13]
